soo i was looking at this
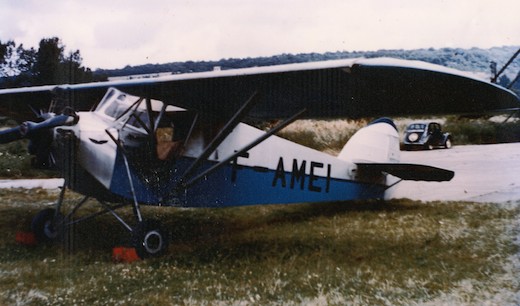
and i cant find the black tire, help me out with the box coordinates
[31,208,63,243]
[132,220,169,259]
[444,138,452,149]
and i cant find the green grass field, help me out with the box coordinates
[0,189,518,305]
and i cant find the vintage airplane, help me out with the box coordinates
[0,57,518,258]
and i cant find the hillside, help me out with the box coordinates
[94,46,520,92]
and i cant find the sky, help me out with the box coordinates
[1,0,519,70]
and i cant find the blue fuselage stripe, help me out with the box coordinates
[109,153,385,207]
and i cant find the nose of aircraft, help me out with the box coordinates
[0,112,78,168]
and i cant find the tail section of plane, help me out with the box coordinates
[338,118,454,183]
[338,117,400,164]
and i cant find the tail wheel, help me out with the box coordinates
[132,220,169,259]
[31,208,63,243]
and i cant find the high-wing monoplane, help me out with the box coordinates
[0,57,518,258]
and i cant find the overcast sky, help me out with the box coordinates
[1,0,519,70]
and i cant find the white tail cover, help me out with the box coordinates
[338,119,400,164]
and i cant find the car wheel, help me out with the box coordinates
[444,138,452,149]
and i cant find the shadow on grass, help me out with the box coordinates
[157,199,425,264]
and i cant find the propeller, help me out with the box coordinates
[0,114,76,144]
[0,112,78,168]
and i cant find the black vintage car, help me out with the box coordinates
[403,122,452,150]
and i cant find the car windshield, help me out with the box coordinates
[407,123,426,130]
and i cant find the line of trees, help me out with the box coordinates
[0,37,101,88]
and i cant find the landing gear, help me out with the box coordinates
[132,220,169,259]
[31,208,63,243]
[28,184,170,259]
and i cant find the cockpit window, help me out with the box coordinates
[96,88,190,137]
[97,90,150,130]
[104,94,132,119]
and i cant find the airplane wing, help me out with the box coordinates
[0,57,518,120]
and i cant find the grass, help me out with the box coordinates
[443,117,520,145]
[0,189,518,304]
[274,119,369,154]
[0,140,57,179]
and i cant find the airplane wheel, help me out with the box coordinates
[31,208,63,243]
[132,220,169,259]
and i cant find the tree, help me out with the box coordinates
[16,44,37,75]
[35,37,95,85]
[61,49,94,84]
[0,40,17,77]
[34,37,64,85]
[0,40,8,63]
[0,37,98,88]
[0,40,37,79]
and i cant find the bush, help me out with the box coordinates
[444,117,520,145]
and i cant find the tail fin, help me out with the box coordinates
[338,118,400,163]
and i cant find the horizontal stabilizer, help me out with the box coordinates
[356,163,454,182]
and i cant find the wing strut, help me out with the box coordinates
[183,108,307,189]
[180,91,260,183]
[105,129,143,223]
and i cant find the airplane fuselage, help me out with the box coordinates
[55,112,388,207]
[53,88,391,207]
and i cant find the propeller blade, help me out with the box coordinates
[25,114,76,136]
[0,114,76,144]
[0,126,24,144]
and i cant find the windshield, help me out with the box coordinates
[103,94,140,119]
[93,88,152,132]
[95,87,189,133]
[407,123,426,130]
